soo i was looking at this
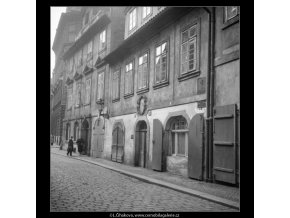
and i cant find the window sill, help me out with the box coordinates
[74,105,80,109]
[112,98,120,103]
[137,87,149,95]
[67,108,72,111]
[178,70,200,82]
[153,80,169,90]
[124,93,134,99]
[83,103,90,106]
[222,15,239,30]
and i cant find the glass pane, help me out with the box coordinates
[189,26,196,38]
[143,54,148,63]
[156,46,161,56]
[161,42,167,53]
[226,6,238,20]
[139,57,143,65]
[172,134,175,154]
[182,30,189,43]
[177,133,185,155]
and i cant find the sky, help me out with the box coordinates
[51,7,67,78]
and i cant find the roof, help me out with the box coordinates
[52,10,81,52]
[62,12,111,60]
[104,7,193,64]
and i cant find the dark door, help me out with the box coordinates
[213,104,237,184]
[152,119,163,171]
[135,121,147,168]
[111,126,124,163]
[188,114,204,180]
[92,119,104,158]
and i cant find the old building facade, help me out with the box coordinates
[58,6,240,186]
[51,8,82,145]
[62,7,125,154]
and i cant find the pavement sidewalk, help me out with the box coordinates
[51,147,240,210]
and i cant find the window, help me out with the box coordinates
[224,6,239,22]
[87,40,93,60]
[170,116,188,156]
[112,70,120,101]
[67,88,72,109]
[85,79,91,104]
[180,25,198,75]
[137,52,149,91]
[83,12,89,26]
[68,24,76,42]
[124,61,134,97]
[142,7,152,19]
[129,8,136,31]
[97,71,105,101]
[155,41,168,86]
[75,83,81,107]
[99,30,106,51]
[77,50,83,68]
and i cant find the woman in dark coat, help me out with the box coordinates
[76,138,83,155]
[67,136,74,156]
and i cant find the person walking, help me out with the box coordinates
[67,136,74,156]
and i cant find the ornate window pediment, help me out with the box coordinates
[83,64,93,75]
[74,71,83,81]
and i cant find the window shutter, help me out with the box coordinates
[181,42,188,74]
[155,56,161,83]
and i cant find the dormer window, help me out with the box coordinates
[129,8,136,31]
[142,7,152,19]
[99,29,106,52]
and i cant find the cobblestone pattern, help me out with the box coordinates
[51,148,240,203]
[51,153,238,212]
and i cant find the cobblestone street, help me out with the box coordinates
[50,153,238,212]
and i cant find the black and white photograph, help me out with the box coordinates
[50,6,240,213]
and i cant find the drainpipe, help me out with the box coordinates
[203,7,215,182]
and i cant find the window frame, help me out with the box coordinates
[96,69,105,103]
[124,59,135,98]
[178,19,201,82]
[142,7,152,20]
[153,39,170,89]
[75,82,81,108]
[128,7,137,32]
[137,50,150,95]
[170,117,189,157]
[99,29,107,53]
[222,6,240,30]
[84,78,91,105]
[112,69,121,102]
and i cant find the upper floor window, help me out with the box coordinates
[124,61,134,97]
[142,7,152,19]
[83,12,89,26]
[224,6,239,22]
[99,29,106,51]
[67,88,73,109]
[154,41,169,86]
[68,24,76,42]
[129,8,137,31]
[85,79,91,104]
[112,70,120,102]
[180,24,198,76]
[75,83,81,107]
[137,52,149,92]
[97,71,105,101]
[87,40,93,60]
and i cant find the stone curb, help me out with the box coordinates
[52,151,239,210]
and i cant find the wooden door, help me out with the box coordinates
[111,126,124,163]
[138,130,147,168]
[213,104,237,184]
[92,123,104,158]
[152,119,163,171]
[188,114,204,180]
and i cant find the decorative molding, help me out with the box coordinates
[178,70,201,82]
[136,95,148,116]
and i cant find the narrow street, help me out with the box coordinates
[50,153,238,212]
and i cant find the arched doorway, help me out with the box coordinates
[81,119,89,155]
[92,117,104,158]
[135,120,148,168]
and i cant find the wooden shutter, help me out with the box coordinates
[188,114,204,180]
[111,128,118,162]
[213,104,238,184]
[152,119,164,171]
[116,127,124,163]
